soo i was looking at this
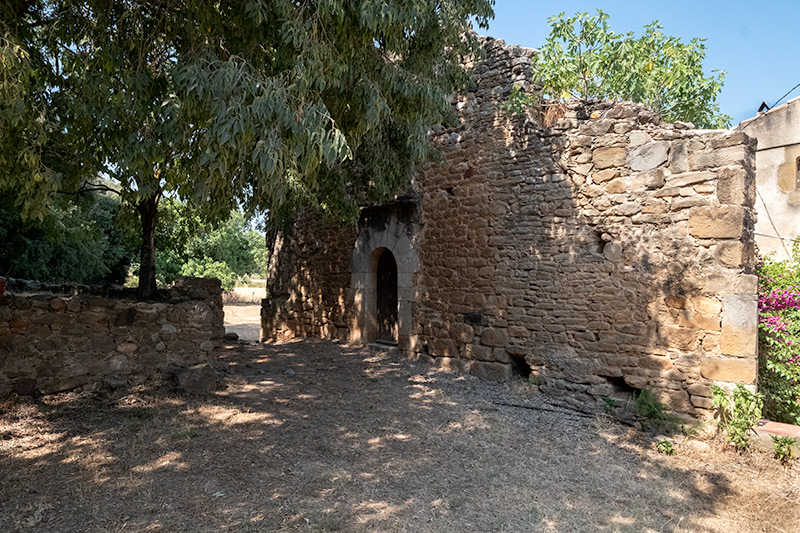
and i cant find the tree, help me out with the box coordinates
[0,0,494,299]
[152,201,266,291]
[0,190,137,284]
[524,10,731,129]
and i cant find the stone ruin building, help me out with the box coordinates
[261,38,759,417]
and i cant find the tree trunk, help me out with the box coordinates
[137,193,160,300]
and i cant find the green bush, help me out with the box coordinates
[179,258,238,292]
[518,10,730,128]
[772,435,797,465]
[654,439,675,455]
[757,244,800,424]
[152,201,267,289]
[0,190,137,284]
[711,384,763,451]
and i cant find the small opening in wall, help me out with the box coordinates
[510,354,532,379]
[602,375,639,395]
[592,230,606,254]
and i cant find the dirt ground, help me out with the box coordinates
[224,304,262,342]
[1,340,799,532]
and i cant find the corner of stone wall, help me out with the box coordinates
[260,214,357,342]
[687,131,759,402]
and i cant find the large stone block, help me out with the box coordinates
[657,324,697,351]
[717,166,754,206]
[629,141,669,172]
[177,363,218,393]
[470,361,515,381]
[438,356,470,373]
[428,338,457,357]
[593,168,619,183]
[689,146,749,170]
[720,294,757,358]
[703,274,758,295]
[669,141,689,172]
[450,323,475,344]
[688,206,746,239]
[715,241,744,268]
[481,327,508,347]
[700,357,756,384]
[466,344,492,361]
[666,171,715,188]
[592,147,627,169]
[722,294,757,328]
[689,296,722,316]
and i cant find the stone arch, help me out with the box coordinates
[349,218,419,350]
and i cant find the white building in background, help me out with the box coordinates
[740,97,800,260]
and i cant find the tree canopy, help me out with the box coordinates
[524,10,731,129]
[0,0,494,298]
[0,190,136,284]
[154,202,267,292]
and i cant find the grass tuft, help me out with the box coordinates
[634,388,682,433]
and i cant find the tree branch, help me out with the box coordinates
[58,181,123,197]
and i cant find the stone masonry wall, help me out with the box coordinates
[262,215,357,341]
[412,38,758,415]
[262,37,759,417]
[0,277,224,398]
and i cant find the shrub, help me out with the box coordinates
[180,258,238,292]
[654,439,675,455]
[633,388,682,432]
[757,245,800,424]
[711,384,763,450]
[772,435,797,465]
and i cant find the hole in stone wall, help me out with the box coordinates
[592,230,606,254]
[463,312,488,326]
[602,375,639,395]
[510,355,532,379]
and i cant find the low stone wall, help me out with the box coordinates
[0,277,224,397]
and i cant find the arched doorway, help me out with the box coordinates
[375,248,398,343]
[349,214,419,351]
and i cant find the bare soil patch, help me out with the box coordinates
[224,303,262,342]
[1,340,798,532]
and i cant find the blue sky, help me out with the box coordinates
[479,1,800,125]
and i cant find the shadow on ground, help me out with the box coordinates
[0,340,797,532]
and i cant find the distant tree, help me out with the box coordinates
[0,0,495,299]
[516,10,730,128]
[151,202,266,291]
[0,191,137,284]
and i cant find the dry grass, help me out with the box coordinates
[1,340,798,532]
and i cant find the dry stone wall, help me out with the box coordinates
[413,38,757,416]
[0,277,224,398]
[262,215,357,341]
[262,37,758,417]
